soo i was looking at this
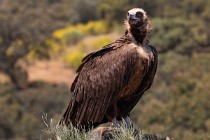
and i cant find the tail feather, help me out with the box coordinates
[59,98,109,131]
[59,99,75,126]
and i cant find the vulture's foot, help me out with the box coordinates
[110,117,120,127]
[123,116,132,127]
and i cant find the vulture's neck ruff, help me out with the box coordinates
[125,8,152,46]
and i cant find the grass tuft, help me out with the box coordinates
[110,119,143,140]
[42,114,164,140]
[42,113,92,140]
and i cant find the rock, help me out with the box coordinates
[90,127,173,140]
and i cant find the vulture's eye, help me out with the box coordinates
[127,12,129,16]
[136,11,143,18]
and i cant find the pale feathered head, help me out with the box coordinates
[125,8,152,31]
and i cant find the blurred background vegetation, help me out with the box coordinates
[0,0,210,139]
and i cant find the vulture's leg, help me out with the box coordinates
[111,117,120,127]
[124,116,132,127]
[106,103,119,127]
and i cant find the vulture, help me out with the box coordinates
[59,8,158,130]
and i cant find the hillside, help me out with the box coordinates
[0,0,210,139]
[0,35,210,140]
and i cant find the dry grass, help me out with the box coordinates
[42,114,172,140]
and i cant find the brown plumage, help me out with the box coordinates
[59,8,158,130]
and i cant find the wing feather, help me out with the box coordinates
[116,45,158,116]
[60,44,138,127]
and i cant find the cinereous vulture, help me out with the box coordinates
[59,8,158,130]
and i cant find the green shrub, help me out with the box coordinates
[133,52,210,140]
[62,30,84,45]
[45,39,66,56]
[91,36,111,49]
[151,17,206,54]
[0,83,69,140]
[83,20,110,35]
[78,35,113,53]
[61,35,113,71]
[53,20,111,46]
[63,49,85,70]
[53,28,84,46]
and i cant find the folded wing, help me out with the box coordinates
[59,44,139,127]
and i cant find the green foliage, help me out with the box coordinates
[79,35,112,52]
[0,83,70,140]
[62,34,113,70]
[84,20,110,35]
[54,28,84,46]
[46,39,66,55]
[53,20,110,46]
[70,0,100,23]
[62,30,84,46]
[132,52,210,140]
[63,49,85,70]
[91,36,111,49]
[99,0,210,48]
[1,0,210,139]
[0,0,73,58]
[99,0,140,23]
[0,0,75,88]
[53,20,109,38]
[151,17,206,54]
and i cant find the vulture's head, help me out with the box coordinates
[125,8,151,31]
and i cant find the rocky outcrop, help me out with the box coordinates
[91,127,173,140]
